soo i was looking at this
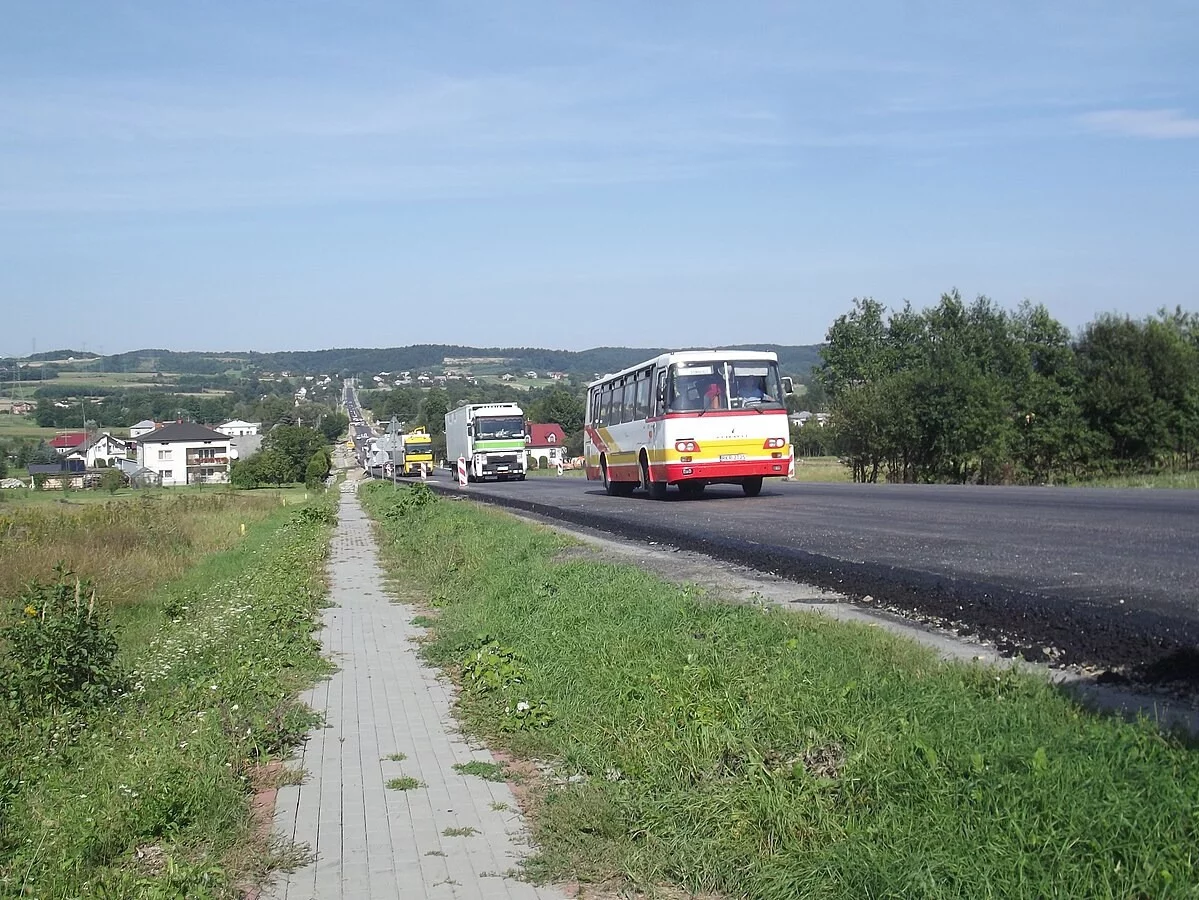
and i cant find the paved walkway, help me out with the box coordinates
[266,489,567,900]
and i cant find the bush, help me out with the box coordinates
[101,469,122,494]
[0,566,125,713]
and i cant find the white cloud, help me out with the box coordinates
[1080,108,1199,139]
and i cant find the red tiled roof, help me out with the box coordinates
[526,423,567,448]
[49,432,87,449]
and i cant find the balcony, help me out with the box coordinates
[186,456,228,467]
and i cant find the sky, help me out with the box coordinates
[1,1,1197,355]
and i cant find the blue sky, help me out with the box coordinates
[1,1,1196,355]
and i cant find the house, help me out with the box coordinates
[501,374,514,382]
[216,419,261,437]
[549,372,567,381]
[525,423,568,468]
[136,422,231,486]
[790,411,830,428]
[68,432,129,468]
[129,419,160,439]
[49,432,88,455]
[525,371,539,379]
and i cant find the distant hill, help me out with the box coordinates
[36,343,824,380]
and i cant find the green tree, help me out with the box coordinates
[305,448,331,487]
[101,468,122,494]
[262,425,326,482]
[317,411,349,442]
[528,387,585,433]
[419,390,450,436]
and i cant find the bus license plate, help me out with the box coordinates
[719,454,747,461]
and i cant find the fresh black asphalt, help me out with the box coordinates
[424,473,1199,680]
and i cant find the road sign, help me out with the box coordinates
[457,456,468,486]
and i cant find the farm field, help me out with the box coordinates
[0,415,58,440]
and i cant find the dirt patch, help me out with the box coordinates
[236,761,290,900]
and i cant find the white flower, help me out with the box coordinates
[516,701,530,712]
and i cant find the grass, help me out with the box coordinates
[385,752,408,762]
[386,777,425,791]
[0,483,313,509]
[0,415,58,440]
[789,454,854,483]
[0,491,335,897]
[361,480,1199,899]
[442,827,479,837]
[524,466,585,478]
[0,489,306,613]
[453,760,509,781]
[1083,470,1199,490]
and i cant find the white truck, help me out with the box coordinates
[444,403,527,482]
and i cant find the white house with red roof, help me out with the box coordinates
[525,423,567,469]
[49,432,88,455]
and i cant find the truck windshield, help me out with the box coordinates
[668,361,784,411]
[475,416,525,440]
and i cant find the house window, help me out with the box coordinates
[158,449,172,460]
[547,433,556,443]
[160,469,173,480]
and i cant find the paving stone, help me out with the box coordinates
[264,491,567,900]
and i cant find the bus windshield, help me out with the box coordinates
[668,361,785,412]
[475,416,525,440]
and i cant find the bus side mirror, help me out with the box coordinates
[781,377,794,395]
[657,385,666,405]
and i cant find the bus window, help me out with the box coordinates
[622,380,637,423]
[670,364,727,411]
[654,369,667,416]
[730,363,784,408]
[609,386,623,424]
[634,376,650,419]
[602,389,614,426]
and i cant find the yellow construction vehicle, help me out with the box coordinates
[399,426,434,476]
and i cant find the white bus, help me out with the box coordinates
[585,350,793,498]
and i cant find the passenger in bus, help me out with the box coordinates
[704,380,724,409]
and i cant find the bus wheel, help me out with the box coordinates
[641,455,667,500]
[742,476,763,497]
[678,482,705,499]
[602,458,620,496]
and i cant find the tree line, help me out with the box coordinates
[817,292,1198,483]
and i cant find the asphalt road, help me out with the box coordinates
[426,472,1199,676]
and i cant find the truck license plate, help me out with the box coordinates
[719,454,747,461]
